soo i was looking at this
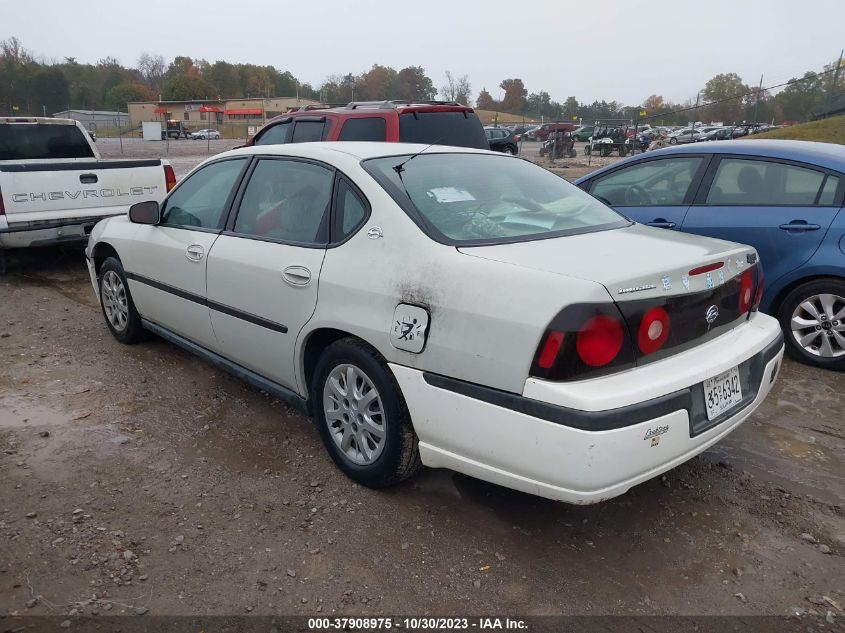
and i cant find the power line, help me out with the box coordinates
[642,65,841,122]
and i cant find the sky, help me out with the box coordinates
[5,0,844,106]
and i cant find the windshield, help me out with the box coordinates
[363,153,629,245]
[398,112,488,149]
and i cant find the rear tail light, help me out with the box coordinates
[164,164,177,192]
[576,315,624,367]
[537,331,565,369]
[739,269,754,314]
[752,265,764,312]
[637,306,671,355]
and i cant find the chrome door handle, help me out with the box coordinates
[185,244,205,261]
[282,265,311,286]
[646,220,676,229]
[778,222,820,232]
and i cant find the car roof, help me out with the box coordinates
[576,139,845,183]
[219,141,498,162]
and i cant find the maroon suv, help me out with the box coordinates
[246,100,488,149]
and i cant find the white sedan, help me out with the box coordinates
[191,128,220,140]
[85,142,783,504]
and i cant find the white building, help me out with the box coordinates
[53,109,130,127]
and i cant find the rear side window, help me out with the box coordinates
[590,157,703,206]
[338,118,386,141]
[161,159,247,229]
[255,121,291,146]
[233,159,334,244]
[706,158,828,206]
[334,179,368,239]
[818,176,840,205]
[0,124,95,160]
[399,112,488,149]
[291,120,326,143]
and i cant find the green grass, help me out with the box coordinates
[745,115,845,144]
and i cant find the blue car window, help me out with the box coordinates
[707,158,826,206]
[818,175,839,205]
[590,157,703,206]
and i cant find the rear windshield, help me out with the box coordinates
[0,123,95,160]
[364,153,629,245]
[398,112,488,149]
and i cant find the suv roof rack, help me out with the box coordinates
[294,103,346,112]
[345,100,464,110]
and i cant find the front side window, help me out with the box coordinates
[161,159,247,229]
[364,153,627,244]
[255,121,291,145]
[338,118,386,141]
[233,159,334,244]
[706,158,828,206]
[590,157,703,206]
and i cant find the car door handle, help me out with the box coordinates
[779,222,821,232]
[185,244,205,262]
[646,220,676,229]
[282,265,311,286]
[79,173,98,184]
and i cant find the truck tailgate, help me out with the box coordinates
[0,159,166,224]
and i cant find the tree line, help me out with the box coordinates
[0,37,840,125]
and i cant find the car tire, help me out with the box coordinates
[503,146,516,155]
[312,337,421,488]
[777,278,845,371]
[98,257,145,344]
[668,137,678,145]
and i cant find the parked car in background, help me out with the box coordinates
[698,128,734,142]
[86,141,782,504]
[533,122,576,142]
[668,128,706,144]
[575,140,845,371]
[247,100,488,150]
[522,125,542,140]
[0,117,175,274]
[191,129,220,140]
[484,127,519,154]
[572,125,595,141]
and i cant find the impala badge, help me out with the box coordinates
[705,305,719,325]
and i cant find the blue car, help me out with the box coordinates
[575,140,845,371]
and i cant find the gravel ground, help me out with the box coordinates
[0,140,843,622]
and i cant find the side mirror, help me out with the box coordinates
[129,201,160,225]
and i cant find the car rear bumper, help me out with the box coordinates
[390,312,783,504]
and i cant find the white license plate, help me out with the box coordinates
[703,366,743,421]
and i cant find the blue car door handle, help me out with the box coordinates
[646,219,676,229]
[779,221,821,232]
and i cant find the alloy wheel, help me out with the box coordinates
[101,270,129,332]
[790,293,845,358]
[322,364,386,465]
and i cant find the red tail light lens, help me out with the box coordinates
[576,315,624,367]
[752,266,764,311]
[164,164,177,192]
[739,270,754,314]
[537,331,565,369]
[638,306,671,355]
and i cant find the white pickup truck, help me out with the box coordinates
[0,117,175,273]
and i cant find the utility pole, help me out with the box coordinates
[824,49,844,117]
[753,74,763,124]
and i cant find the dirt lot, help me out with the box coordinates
[1,142,843,622]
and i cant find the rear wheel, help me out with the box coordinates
[312,338,421,488]
[503,146,516,155]
[668,137,678,145]
[98,257,145,344]
[778,279,845,371]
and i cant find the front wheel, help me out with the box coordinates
[778,279,845,371]
[668,137,678,145]
[503,146,516,155]
[312,338,421,488]
[98,257,145,344]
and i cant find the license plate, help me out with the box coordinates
[703,366,743,421]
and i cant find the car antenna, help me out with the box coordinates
[393,138,443,174]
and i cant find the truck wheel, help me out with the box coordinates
[98,257,145,344]
[584,146,591,155]
[312,338,421,488]
[778,279,845,371]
